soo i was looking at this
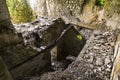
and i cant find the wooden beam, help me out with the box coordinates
[69,21,98,30]
[110,35,120,80]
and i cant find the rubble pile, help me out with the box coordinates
[14,17,55,48]
[79,30,116,79]
[40,30,117,80]
[14,17,117,80]
[13,17,65,52]
[79,28,93,40]
[41,60,101,80]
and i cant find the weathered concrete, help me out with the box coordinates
[50,26,86,69]
[0,56,13,80]
[57,26,85,61]
[11,51,51,80]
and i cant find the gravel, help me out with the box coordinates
[77,30,117,80]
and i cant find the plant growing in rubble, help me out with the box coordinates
[76,35,82,40]
[96,0,105,6]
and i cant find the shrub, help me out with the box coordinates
[7,0,35,24]
[96,0,105,6]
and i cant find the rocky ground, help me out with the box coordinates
[12,17,119,80]
[78,30,116,80]
[14,17,57,49]
[39,30,118,80]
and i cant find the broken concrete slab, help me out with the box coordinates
[0,56,13,80]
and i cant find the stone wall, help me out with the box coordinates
[30,0,120,30]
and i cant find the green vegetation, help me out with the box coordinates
[76,35,82,40]
[6,0,35,24]
[96,0,105,6]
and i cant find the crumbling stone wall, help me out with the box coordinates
[32,0,84,23]
[31,0,120,30]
